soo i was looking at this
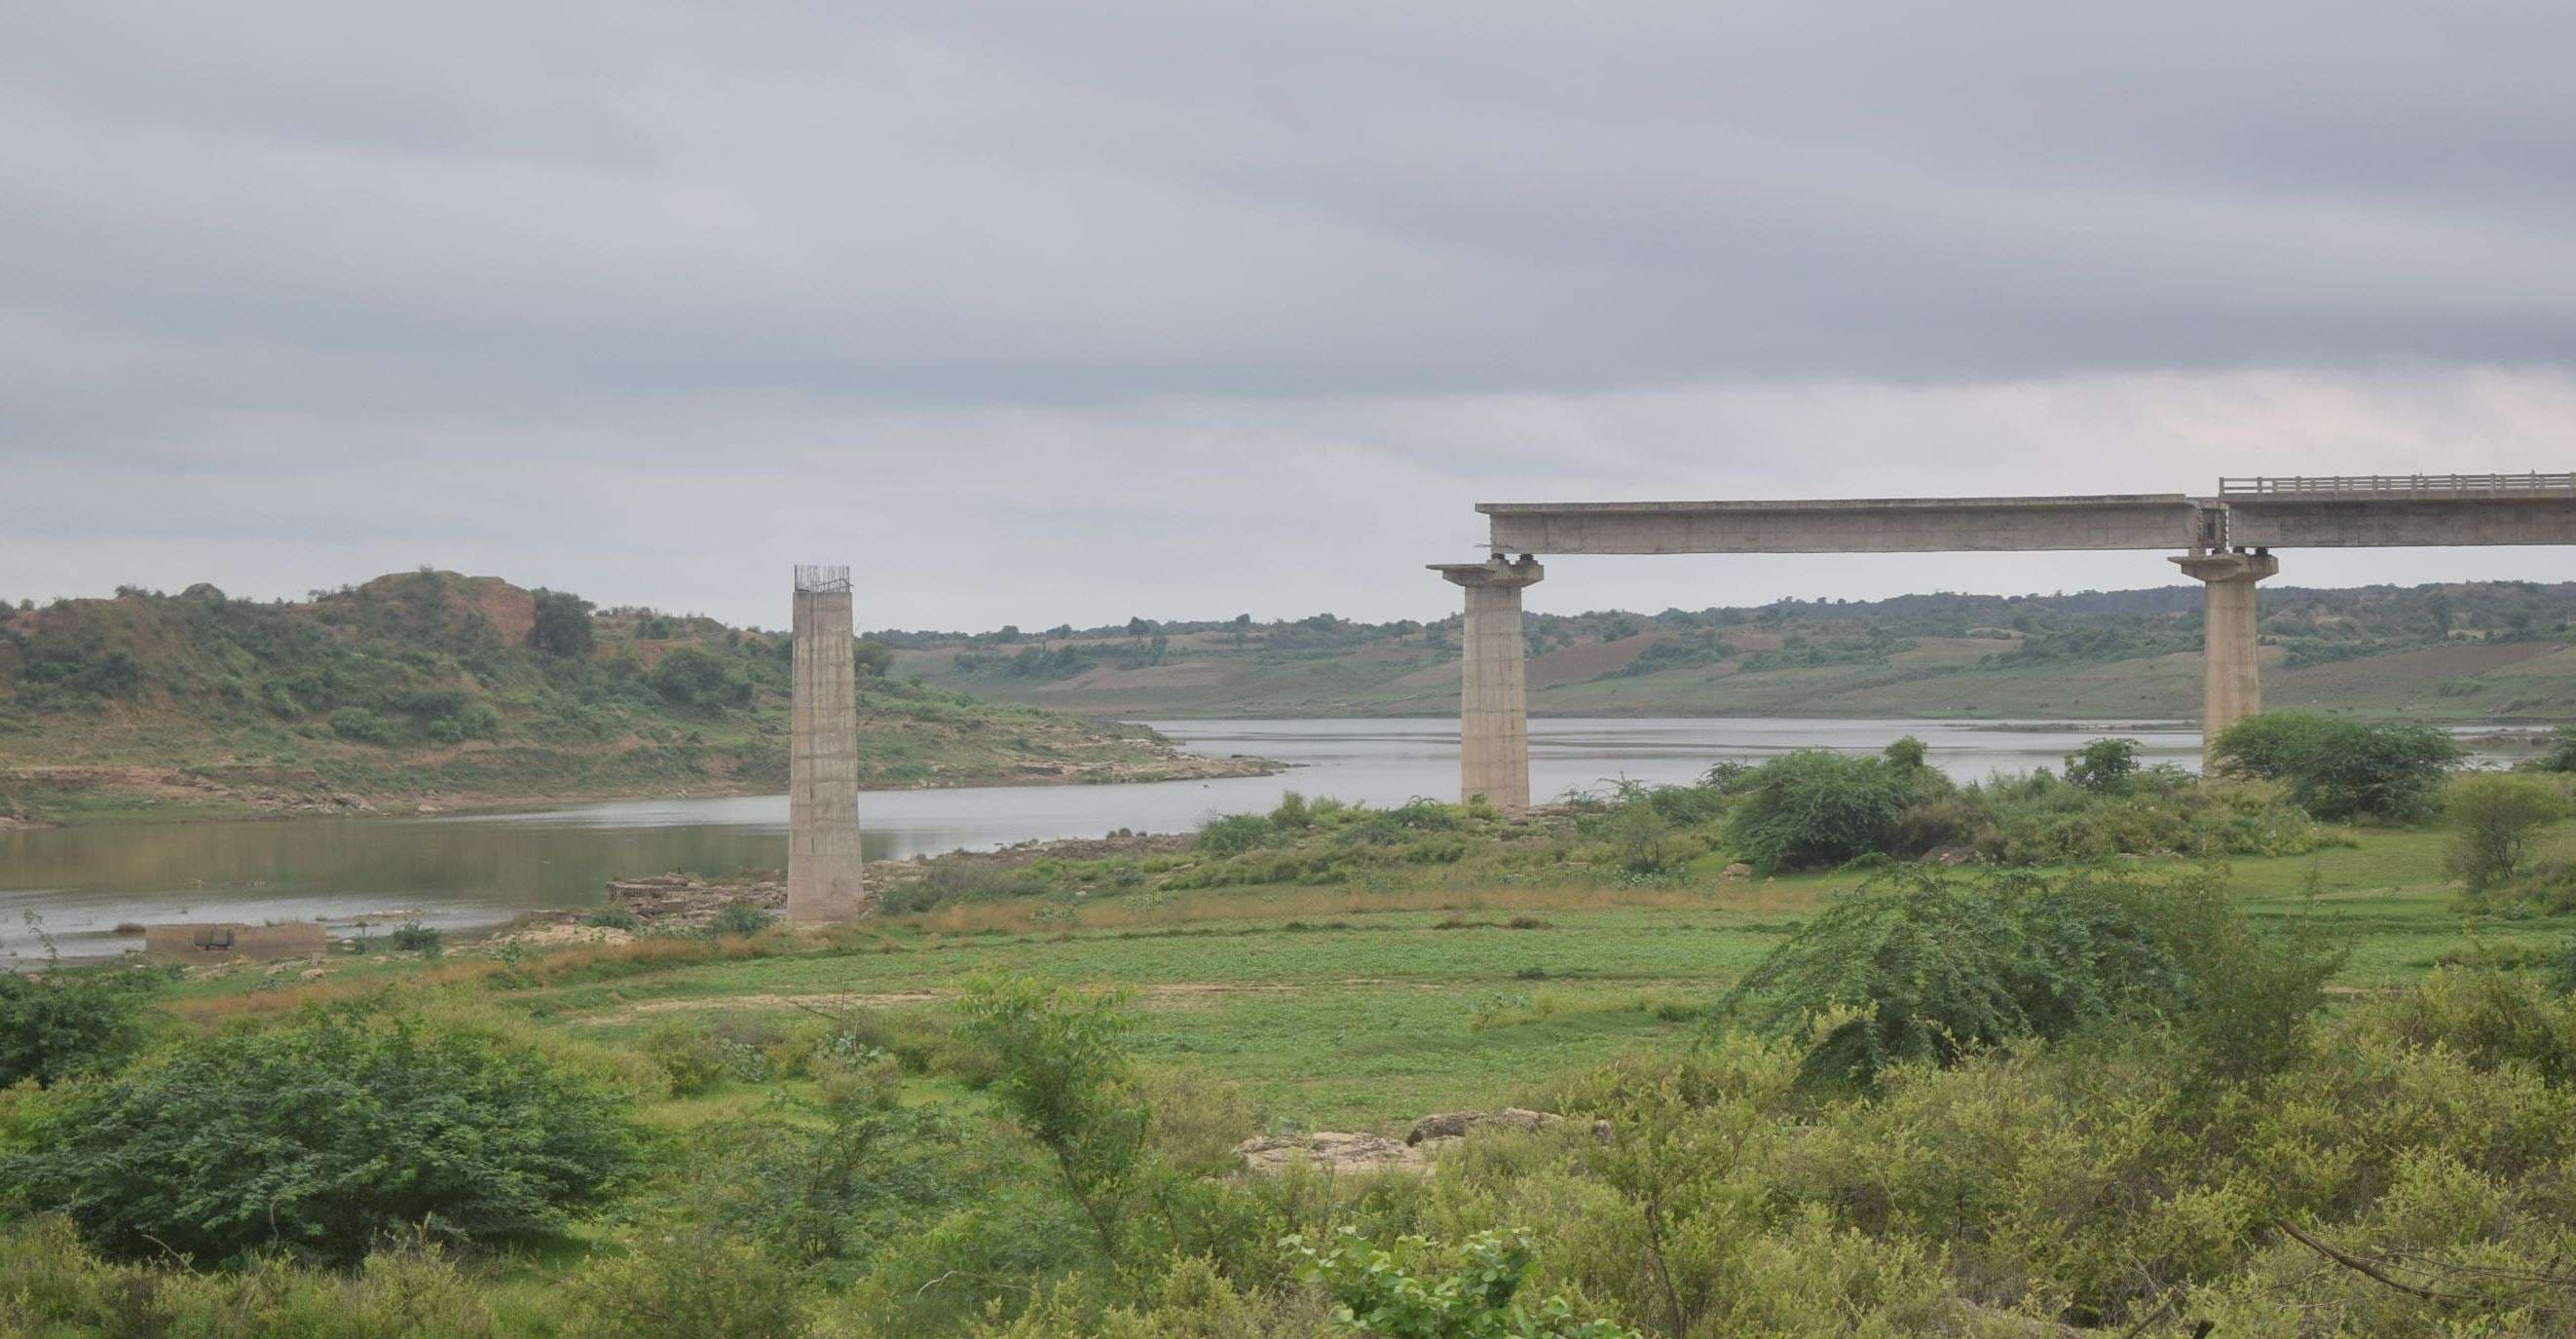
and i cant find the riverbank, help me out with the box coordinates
[0,745,1279,831]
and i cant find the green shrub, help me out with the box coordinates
[1196,811,1276,856]
[561,1232,807,1339]
[954,977,1151,1263]
[0,962,158,1089]
[710,901,776,937]
[0,1216,508,1338]
[2213,711,2459,821]
[2063,736,2141,792]
[1722,865,2341,1086]
[1723,750,1915,871]
[530,588,597,660]
[327,706,394,744]
[647,1018,729,1097]
[2530,724,2576,773]
[7,1010,638,1263]
[2445,773,2567,895]
[1288,1228,1641,1339]
[649,645,750,710]
[584,909,643,931]
[387,920,444,953]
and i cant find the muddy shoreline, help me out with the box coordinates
[0,751,1283,831]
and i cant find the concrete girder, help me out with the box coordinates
[2217,495,2576,549]
[1480,495,2205,555]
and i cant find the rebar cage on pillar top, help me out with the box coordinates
[793,564,852,594]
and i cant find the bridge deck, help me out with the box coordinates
[1478,494,2205,554]
[1479,481,2576,555]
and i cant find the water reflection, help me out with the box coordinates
[2,716,2248,958]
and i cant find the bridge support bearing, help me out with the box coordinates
[1433,556,1545,809]
[2170,551,2279,766]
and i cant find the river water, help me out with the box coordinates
[0,716,2250,960]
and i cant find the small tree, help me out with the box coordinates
[529,589,596,659]
[1882,735,1928,772]
[953,978,1149,1264]
[2064,737,2141,793]
[2445,774,2567,893]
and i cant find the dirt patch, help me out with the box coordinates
[1528,634,1663,688]
[486,923,635,949]
[1064,661,1236,690]
[2279,640,2559,689]
[1891,637,2016,665]
[579,982,1299,1024]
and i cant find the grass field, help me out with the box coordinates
[172,822,2574,1132]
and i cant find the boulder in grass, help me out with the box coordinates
[1404,1107,1566,1145]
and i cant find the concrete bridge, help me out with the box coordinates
[1434,473,2576,807]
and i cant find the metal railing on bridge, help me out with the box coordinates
[2219,472,2576,497]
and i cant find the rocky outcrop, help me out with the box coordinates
[1233,1132,1426,1175]
[1404,1107,1570,1145]
[1237,1108,1602,1176]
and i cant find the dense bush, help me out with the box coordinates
[0,1217,511,1338]
[710,900,777,937]
[2445,773,2567,895]
[530,588,597,659]
[1722,865,2343,1086]
[2213,711,2460,821]
[1289,1229,1640,1339]
[2062,736,2140,792]
[649,645,751,709]
[387,920,444,952]
[1722,749,1927,871]
[327,705,395,743]
[7,1010,638,1263]
[560,1232,808,1339]
[0,962,159,1089]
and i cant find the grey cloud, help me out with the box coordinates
[5,2,2574,628]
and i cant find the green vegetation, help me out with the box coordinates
[1721,746,1931,872]
[893,578,2576,722]
[2446,774,2569,894]
[1290,1230,1639,1339]
[17,737,2576,1334]
[6,1007,636,1264]
[0,571,1244,823]
[1723,864,2340,1086]
[0,951,160,1089]
[2211,710,2461,820]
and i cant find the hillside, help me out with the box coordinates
[0,572,1263,826]
[891,579,2576,721]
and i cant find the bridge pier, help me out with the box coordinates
[2170,550,2278,764]
[1434,555,1545,809]
[789,565,868,921]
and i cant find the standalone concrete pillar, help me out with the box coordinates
[2170,550,2279,764]
[788,565,868,921]
[1432,555,1545,809]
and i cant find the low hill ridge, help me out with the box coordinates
[888,579,2576,721]
[0,571,1258,825]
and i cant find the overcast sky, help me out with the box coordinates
[6,2,2574,632]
